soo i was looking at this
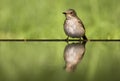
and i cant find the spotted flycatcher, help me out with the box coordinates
[63,9,87,40]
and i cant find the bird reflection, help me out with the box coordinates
[64,41,87,72]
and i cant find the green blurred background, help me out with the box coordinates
[0,0,120,81]
[0,0,120,39]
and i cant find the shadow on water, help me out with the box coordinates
[0,39,120,81]
[63,41,86,72]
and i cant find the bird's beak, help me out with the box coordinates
[63,12,66,14]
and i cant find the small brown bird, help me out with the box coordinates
[63,9,87,40]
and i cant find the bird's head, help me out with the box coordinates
[63,9,77,19]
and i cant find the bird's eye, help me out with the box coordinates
[70,12,73,14]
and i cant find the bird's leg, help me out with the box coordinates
[65,36,69,43]
[79,37,83,43]
[79,37,82,41]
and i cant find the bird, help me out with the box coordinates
[63,9,87,41]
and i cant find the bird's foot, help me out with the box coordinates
[79,38,82,41]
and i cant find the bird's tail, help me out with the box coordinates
[82,35,88,40]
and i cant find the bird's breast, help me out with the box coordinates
[64,19,85,38]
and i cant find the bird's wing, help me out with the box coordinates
[77,18,85,30]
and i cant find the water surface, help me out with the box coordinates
[0,41,120,81]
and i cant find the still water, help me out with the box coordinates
[0,41,120,81]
